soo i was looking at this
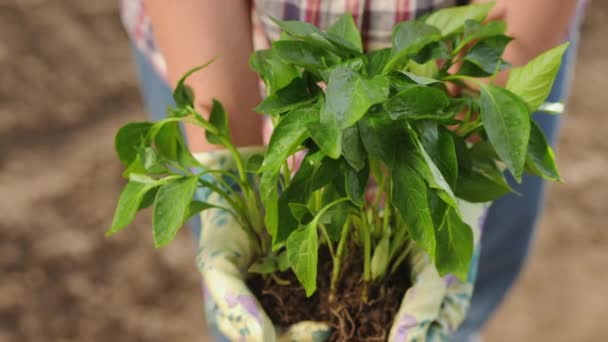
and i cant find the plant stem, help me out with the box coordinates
[219,138,247,182]
[389,216,408,262]
[330,217,351,302]
[168,161,193,176]
[390,241,412,275]
[198,179,246,220]
[360,208,371,303]
[185,114,219,136]
[373,172,386,209]
[319,224,336,259]
[217,135,267,252]
[282,160,291,187]
[456,119,483,137]
[200,169,246,189]
[383,177,392,236]
[313,190,322,211]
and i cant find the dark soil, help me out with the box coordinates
[248,246,411,342]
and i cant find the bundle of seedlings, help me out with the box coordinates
[108,3,567,341]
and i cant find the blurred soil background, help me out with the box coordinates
[0,1,605,341]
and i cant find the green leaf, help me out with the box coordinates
[173,60,215,107]
[273,40,340,71]
[153,176,199,247]
[400,71,441,86]
[128,173,156,184]
[412,41,449,64]
[384,85,450,120]
[479,84,531,181]
[311,156,344,192]
[470,140,499,160]
[275,151,339,245]
[248,256,280,275]
[366,48,391,77]
[255,77,319,115]
[320,184,352,241]
[342,125,367,171]
[245,154,265,173]
[457,20,507,52]
[288,203,314,225]
[428,190,449,230]
[107,181,157,236]
[456,160,513,202]
[175,139,201,168]
[286,222,319,297]
[153,121,200,168]
[155,122,179,160]
[138,147,168,174]
[435,207,474,282]
[271,18,339,54]
[456,61,492,78]
[272,18,320,37]
[122,154,147,178]
[407,59,440,78]
[344,162,369,206]
[138,185,159,210]
[325,13,363,53]
[277,251,290,271]
[526,121,561,181]
[322,67,389,129]
[205,99,230,144]
[392,159,436,258]
[115,122,153,166]
[406,132,458,208]
[463,35,512,74]
[260,105,319,174]
[386,21,442,71]
[387,72,417,93]
[358,108,406,167]
[319,57,367,82]
[287,197,349,296]
[454,135,473,173]
[425,2,495,36]
[506,43,569,112]
[371,234,390,281]
[183,200,216,222]
[261,171,280,243]
[417,122,458,189]
[307,120,342,159]
[258,106,319,244]
[249,49,300,94]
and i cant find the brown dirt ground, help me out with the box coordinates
[0,1,605,342]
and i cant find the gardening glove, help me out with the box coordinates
[388,201,488,342]
[193,148,332,342]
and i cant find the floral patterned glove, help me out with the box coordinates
[194,150,487,342]
[389,201,488,342]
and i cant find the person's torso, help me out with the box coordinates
[121,0,468,75]
[253,0,466,50]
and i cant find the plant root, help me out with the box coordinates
[248,246,411,341]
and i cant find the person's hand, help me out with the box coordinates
[195,148,488,341]
[388,201,488,342]
[194,148,334,342]
[192,148,274,341]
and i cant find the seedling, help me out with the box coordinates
[108,2,567,335]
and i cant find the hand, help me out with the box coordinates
[388,201,488,342]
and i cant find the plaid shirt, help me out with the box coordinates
[120,0,467,76]
[121,0,468,143]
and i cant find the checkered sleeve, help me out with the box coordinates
[252,0,461,50]
[119,0,465,76]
